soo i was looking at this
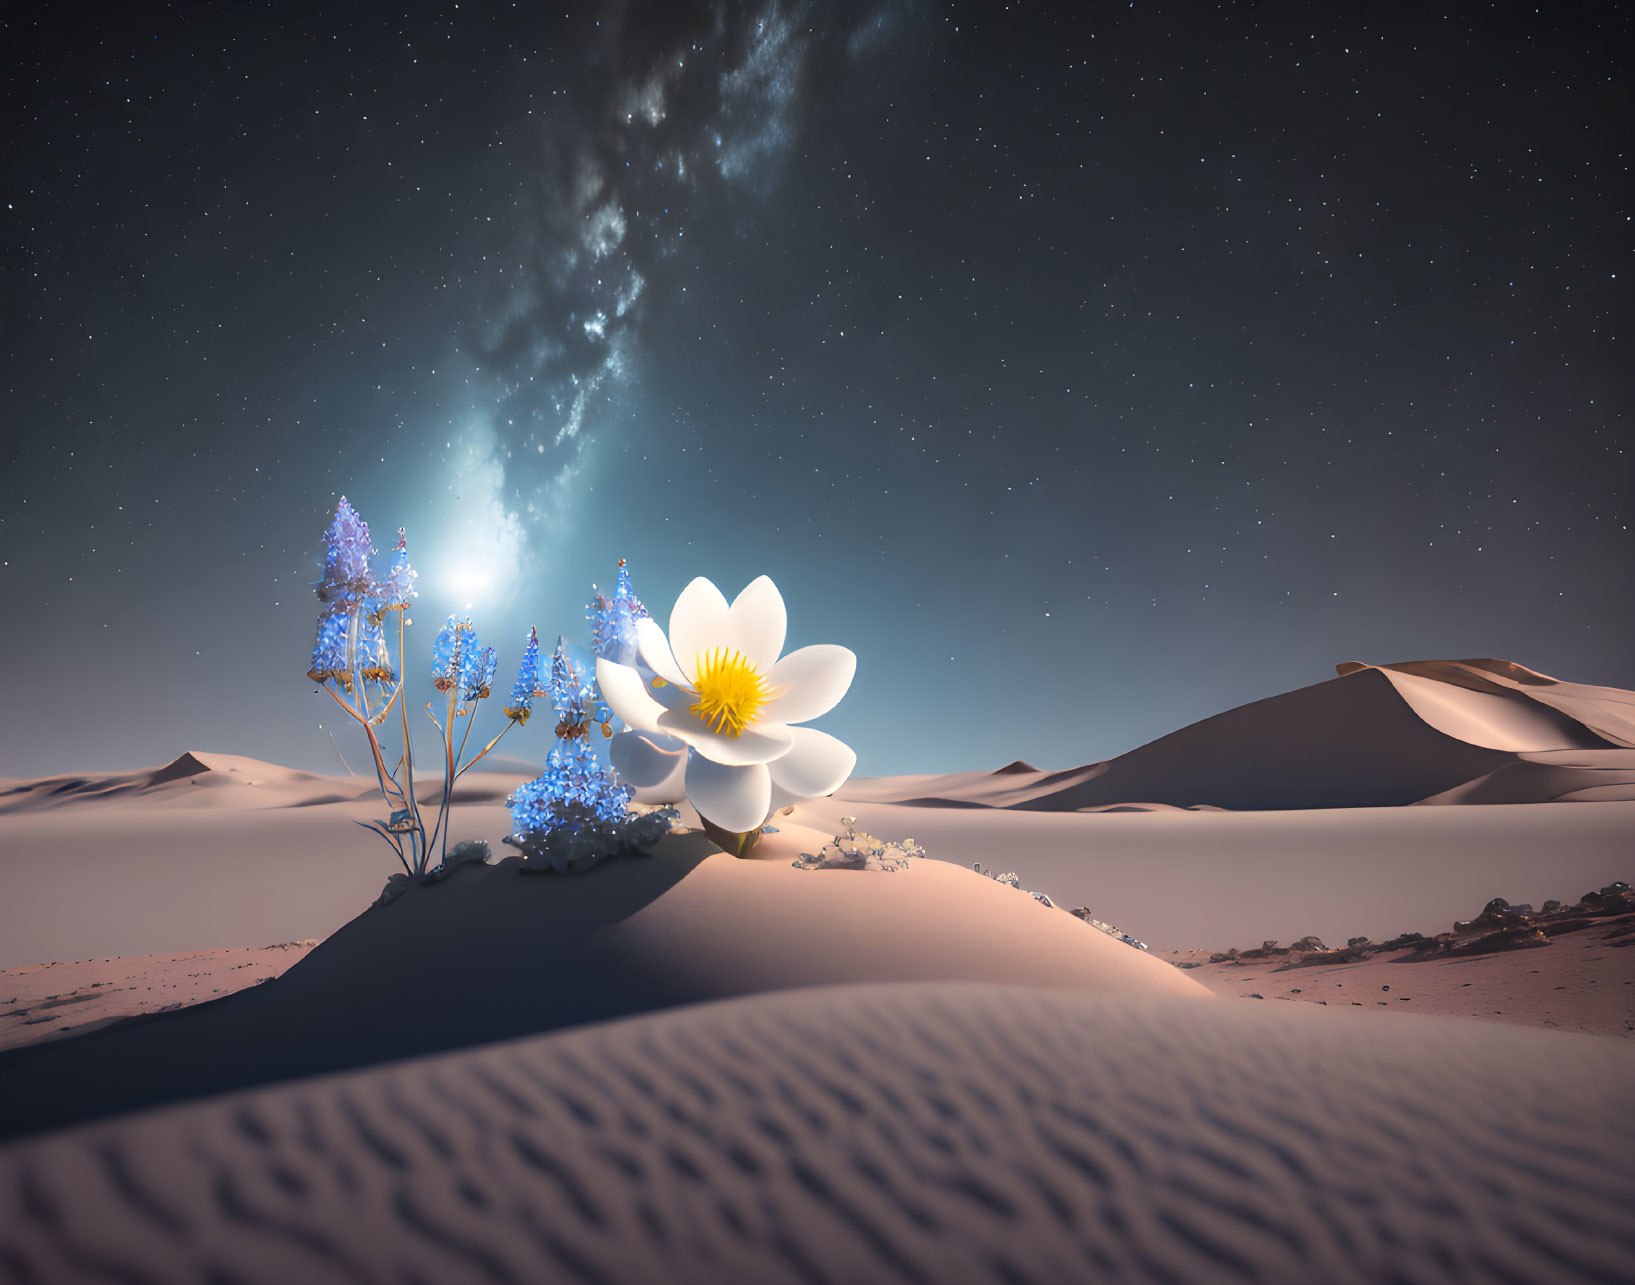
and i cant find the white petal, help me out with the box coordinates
[668,577,731,684]
[657,707,793,766]
[595,659,665,733]
[728,575,786,674]
[686,757,771,833]
[766,727,856,800]
[646,671,696,712]
[632,760,688,804]
[635,617,690,688]
[609,729,688,800]
[766,781,803,816]
[760,644,857,725]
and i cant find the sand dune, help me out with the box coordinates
[0,751,352,813]
[1177,915,1635,1037]
[0,757,533,969]
[794,794,1635,953]
[839,658,1631,812]
[1414,748,1635,804]
[2,982,1630,1285]
[1347,658,1635,749]
[4,758,1630,972]
[0,842,1203,1142]
[3,661,1631,1283]
[0,751,520,815]
[0,942,317,1052]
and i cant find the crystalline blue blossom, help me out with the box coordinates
[465,645,498,703]
[430,616,465,690]
[549,635,594,725]
[431,611,487,689]
[314,497,375,609]
[589,560,649,666]
[359,615,395,686]
[504,627,543,722]
[307,610,351,684]
[431,616,495,700]
[508,737,635,841]
[502,606,673,874]
[379,528,418,608]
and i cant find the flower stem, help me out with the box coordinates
[322,684,404,811]
[426,687,458,867]
[455,716,518,780]
[700,817,763,858]
[395,611,427,876]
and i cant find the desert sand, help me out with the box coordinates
[1,657,1631,1283]
[2,984,1632,1284]
[0,836,1207,1140]
[0,942,317,1052]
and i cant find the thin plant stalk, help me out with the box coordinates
[347,611,377,724]
[424,687,460,866]
[324,609,416,876]
[455,716,519,779]
[441,691,484,861]
[321,685,401,808]
[320,724,355,775]
[393,609,428,875]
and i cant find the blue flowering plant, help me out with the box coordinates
[306,498,545,880]
[306,500,431,875]
[503,631,675,874]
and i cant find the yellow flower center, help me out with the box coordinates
[689,647,767,737]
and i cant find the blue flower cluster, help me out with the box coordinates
[509,737,634,839]
[548,635,595,729]
[503,627,543,723]
[469,646,498,702]
[505,734,655,873]
[308,611,351,685]
[589,559,649,666]
[307,500,418,692]
[430,616,496,701]
[379,528,418,609]
[358,615,396,686]
[502,563,676,873]
[314,497,375,609]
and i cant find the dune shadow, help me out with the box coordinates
[0,843,718,1143]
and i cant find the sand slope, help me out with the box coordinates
[0,750,520,815]
[0,752,365,813]
[0,844,1202,1142]
[795,794,1635,953]
[0,755,530,969]
[2,982,1630,1285]
[1351,657,1635,748]
[1414,748,1635,805]
[840,659,1633,811]
[0,943,317,1052]
[4,759,1630,972]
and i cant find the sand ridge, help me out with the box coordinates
[2,982,1631,1284]
[0,843,1204,1142]
[838,658,1635,810]
[0,751,526,816]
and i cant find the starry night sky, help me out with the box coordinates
[3,1,1629,780]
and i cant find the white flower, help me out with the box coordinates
[607,726,688,803]
[596,575,856,833]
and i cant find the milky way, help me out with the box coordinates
[2,1,1628,777]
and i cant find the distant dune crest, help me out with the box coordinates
[4,658,1630,816]
[839,658,1635,811]
[0,751,527,815]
